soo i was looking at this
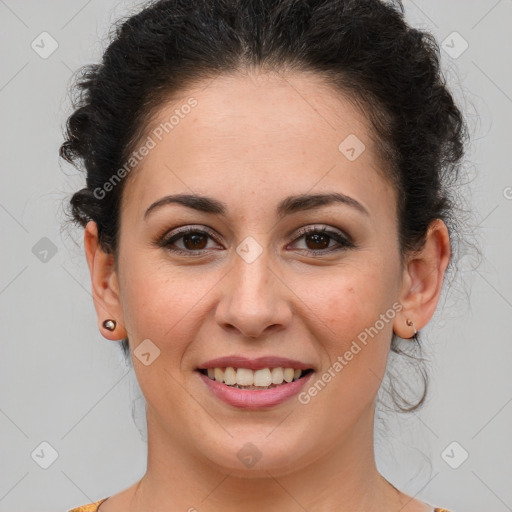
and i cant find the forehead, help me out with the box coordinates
[121,71,396,223]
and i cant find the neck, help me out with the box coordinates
[125,402,406,512]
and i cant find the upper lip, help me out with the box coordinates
[197,356,314,371]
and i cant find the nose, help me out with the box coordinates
[215,248,292,339]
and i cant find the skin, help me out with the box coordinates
[84,70,451,512]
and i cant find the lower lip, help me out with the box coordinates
[197,371,314,409]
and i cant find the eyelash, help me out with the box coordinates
[158,225,354,256]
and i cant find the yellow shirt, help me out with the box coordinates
[68,497,453,512]
[68,498,109,512]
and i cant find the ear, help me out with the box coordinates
[84,220,127,341]
[393,219,452,339]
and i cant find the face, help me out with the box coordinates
[86,71,447,477]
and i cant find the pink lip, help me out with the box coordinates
[197,355,313,371]
[197,371,314,409]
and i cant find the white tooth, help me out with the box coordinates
[253,368,272,387]
[209,366,303,386]
[271,367,284,385]
[283,368,294,383]
[223,367,237,385]
[236,368,254,386]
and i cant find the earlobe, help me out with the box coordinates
[392,219,451,339]
[84,220,127,340]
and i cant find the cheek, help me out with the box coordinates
[303,278,395,403]
[118,259,210,416]
[293,257,398,395]
[118,254,218,356]
[286,266,397,430]
[300,259,396,341]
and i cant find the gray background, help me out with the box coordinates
[1,1,511,511]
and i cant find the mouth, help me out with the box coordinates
[195,355,316,408]
[197,367,314,390]
[196,365,315,409]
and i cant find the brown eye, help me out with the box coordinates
[304,232,331,250]
[181,232,208,250]
[159,227,221,255]
[290,226,354,255]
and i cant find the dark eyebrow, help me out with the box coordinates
[276,192,369,218]
[143,191,369,220]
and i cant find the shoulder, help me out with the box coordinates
[68,497,109,512]
[67,498,454,512]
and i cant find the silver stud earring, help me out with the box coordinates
[102,319,117,331]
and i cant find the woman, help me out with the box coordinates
[61,0,468,510]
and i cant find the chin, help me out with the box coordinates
[196,429,316,478]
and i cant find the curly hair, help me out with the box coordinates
[60,0,469,413]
